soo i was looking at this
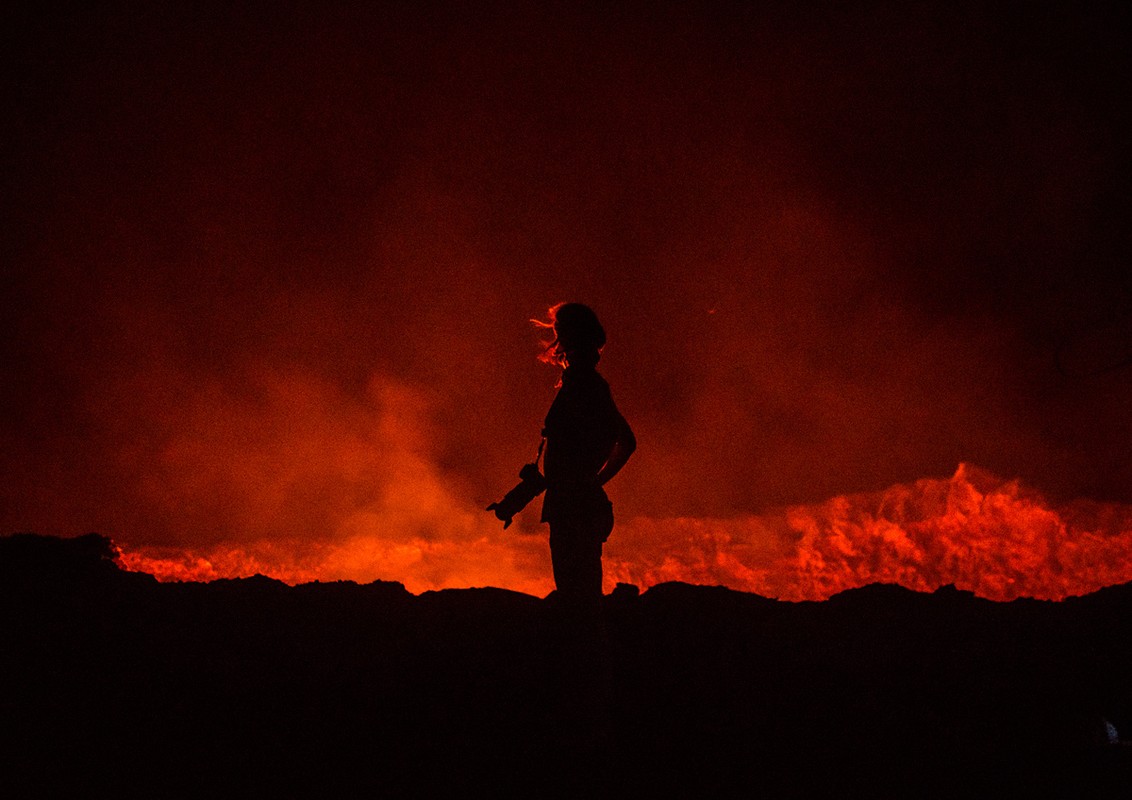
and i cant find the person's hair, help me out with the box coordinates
[532,302,606,368]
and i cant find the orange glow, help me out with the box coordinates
[605,464,1132,601]
[117,463,1132,601]
[116,534,555,596]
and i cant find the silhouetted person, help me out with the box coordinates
[489,303,636,601]
[537,303,635,607]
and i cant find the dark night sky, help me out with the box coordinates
[3,1,1131,566]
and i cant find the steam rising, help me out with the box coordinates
[103,364,557,596]
[5,4,1132,596]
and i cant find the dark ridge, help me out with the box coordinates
[829,580,925,603]
[642,579,781,605]
[0,530,129,581]
[2,533,1129,797]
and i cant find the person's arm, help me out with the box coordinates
[596,413,636,487]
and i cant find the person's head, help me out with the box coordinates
[534,302,606,368]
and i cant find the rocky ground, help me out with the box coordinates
[2,533,1129,797]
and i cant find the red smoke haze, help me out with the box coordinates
[5,4,1132,600]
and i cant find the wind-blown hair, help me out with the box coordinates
[532,302,606,368]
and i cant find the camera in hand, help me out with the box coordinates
[486,463,547,529]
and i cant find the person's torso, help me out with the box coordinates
[542,366,619,488]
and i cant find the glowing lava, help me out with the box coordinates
[605,463,1132,601]
[117,464,1132,601]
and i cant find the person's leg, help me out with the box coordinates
[549,519,603,602]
